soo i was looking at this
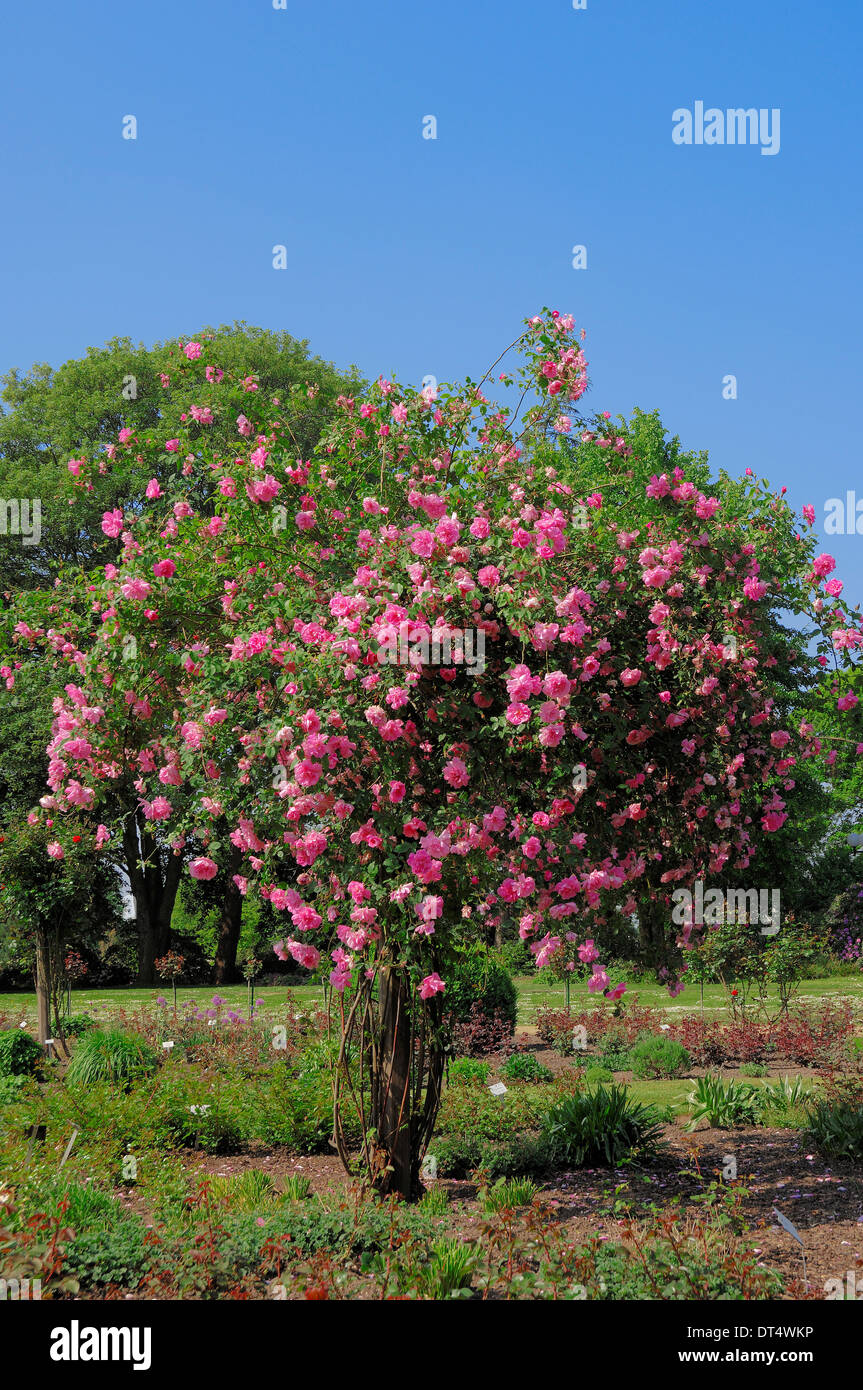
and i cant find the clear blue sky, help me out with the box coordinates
[1,0,861,585]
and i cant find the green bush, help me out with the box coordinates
[740,1062,768,1078]
[445,947,518,1029]
[807,1099,863,1160]
[597,1046,633,1072]
[0,1029,42,1078]
[66,1222,153,1289]
[448,1057,490,1086]
[0,1073,28,1104]
[434,1132,552,1180]
[543,1085,666,1167]
[630,1035,691,1079]
[65,1029,159,1088]
[585,1065,615,1084]
[62,1014,97,1038]
[437,1084,555,1145]
[500,1053,553,1084]
[588,1228,783,1300]
[496,938,534,975]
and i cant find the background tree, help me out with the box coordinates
[0,818,122,1041]
[0,326,364,981]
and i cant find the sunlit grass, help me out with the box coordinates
[514,972,863,1024]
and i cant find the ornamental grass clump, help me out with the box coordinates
[544,1084,665,1167]
[64,1029,159,1089]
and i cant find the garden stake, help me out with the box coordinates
[24,1124,47,1169]
[59,1128,79,1170]
[773,1208,808,1290]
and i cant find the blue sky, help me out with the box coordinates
[1,0,861,585]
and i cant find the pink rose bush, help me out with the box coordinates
[6,310,862,1194]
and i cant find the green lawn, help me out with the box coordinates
[1,969,860,1030]
[514,971,863,1024]
[0,981,324,1026]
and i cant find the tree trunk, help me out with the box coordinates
[213,850,244,984]
[637,894,670,972]
[34,926,52,1045]
[123,811,182,985]
[377,965,413,1198]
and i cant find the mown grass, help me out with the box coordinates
[1,971,861,1030]
[515,972,863,1024]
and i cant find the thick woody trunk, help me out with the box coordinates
[123,812,182,985]
[377,965,413,1199]
[213,849,244,984]
[637,895,671,972]
[34,926,52,1045]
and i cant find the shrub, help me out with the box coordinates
[61,1014,97,1038]
[543,1085,666,1167]
[585,1065,615,1084]
[450,1006,514,1058]
[437,1083,555,1145]
[666,1016,726,1066]
[65,1222,153,1290]
[630,1035,690,1079]
[496,938,534,976]
[447,1057,490,1086]
[740,1063,768,1077]
[535,1007,584,1055]
[0,1073,28,1104]
[596,1047,632,1072]
[64,1029,159,1088]
[685,1075,765,1131]
[446,948,517,1029]
[536,1002,662,1056]
[807,1100,863,1160]
[434,1132,553,1180]
[500,1053,553,1084]
[0,1029,42,1078]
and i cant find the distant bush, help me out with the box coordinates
[446,949,517,1030]
[500,1053,553,1084]
[630,1035,690,1079]
[451,1006,514,1058]
[447,1057,490,1086]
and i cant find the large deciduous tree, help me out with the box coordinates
[0,326,363,981]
